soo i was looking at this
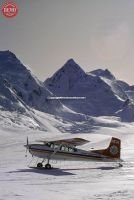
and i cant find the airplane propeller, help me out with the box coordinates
[25,136,29,157]
[27,136,29,146]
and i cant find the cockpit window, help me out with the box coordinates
[46,142,51,147]
[68,147,74,152]
[46,143,59,149]
[60,145,77,152]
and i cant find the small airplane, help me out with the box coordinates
[25,135,122,169]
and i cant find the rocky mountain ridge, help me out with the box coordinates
[0,50,134,131]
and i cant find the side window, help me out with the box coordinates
[60,146,68,152]
[54,144,59,149]
[60,146,77,152]
[46,143,51,147]
[50,143,54,149]
[65,147,69,152]
[68,148,73,152]
[61,146,65,151]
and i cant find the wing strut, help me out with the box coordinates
[47,144,62,164]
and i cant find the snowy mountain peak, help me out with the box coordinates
[0,50,21,64]
[90,69,115,80]
[0,51,64,116]
[44,59,87,93]
[0,50,15,57]
[65,58,76,64]
[0,50,26,74]
[62,58,85,74]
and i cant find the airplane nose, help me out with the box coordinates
[24,144,30,149]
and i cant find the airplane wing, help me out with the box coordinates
[37,137,90,146]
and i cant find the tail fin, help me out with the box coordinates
[92,137,121,159]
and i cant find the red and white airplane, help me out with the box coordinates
[25,135,122,169]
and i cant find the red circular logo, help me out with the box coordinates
[2,1,18,18]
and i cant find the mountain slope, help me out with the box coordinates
[45,59,87,95]
[44,60,134,120]
[0,51,88,129]
[0,51,58,113]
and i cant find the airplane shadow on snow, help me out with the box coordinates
[7,167,76,176]
[7,165,122,177]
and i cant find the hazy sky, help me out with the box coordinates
[0,0,134,84]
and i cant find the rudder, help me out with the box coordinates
[92,137,121,159]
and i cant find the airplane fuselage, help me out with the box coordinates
[28,143,117,162]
